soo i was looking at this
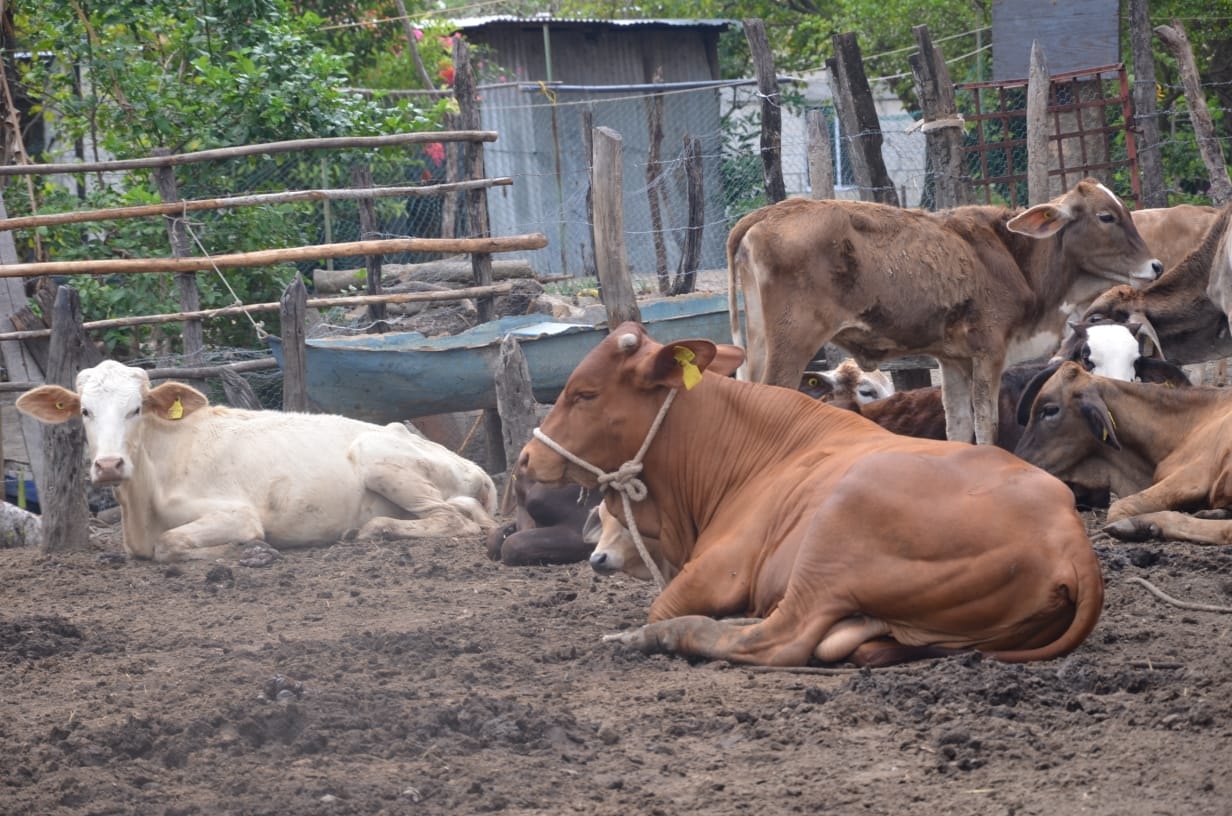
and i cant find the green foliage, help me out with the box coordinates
[10,0,452,357]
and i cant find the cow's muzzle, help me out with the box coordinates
[92,456,128,485]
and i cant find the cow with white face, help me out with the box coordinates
[17,360,498,562]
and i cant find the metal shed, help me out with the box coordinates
[450,16,733,279]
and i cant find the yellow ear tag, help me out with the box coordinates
[673,346,702,391]
[55,401,65,410]
[167,397,184,420]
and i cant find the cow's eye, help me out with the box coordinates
[572,390,598,403]
[1098,212,1116,223]
[128,407,141,418]
[81,408,91,418]
[1038,404,1060,421]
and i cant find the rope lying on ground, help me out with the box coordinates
[1126,575,1232,614]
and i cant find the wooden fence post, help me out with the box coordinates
[454,37,505,473]
[744,18,786,205]
[1155,21,1232,206]
[671,134,703,296]
[1129,0,1167,207]
[1026,41,1052,205]
[152,146,205,359]
[40,285,91,553]
[351,162,386,324]
[280,273,309,412]
[805,109,835,200]
[828,32,899,206]
[494,335,539,475]
[909,25,974,209]
[590,127,641,327]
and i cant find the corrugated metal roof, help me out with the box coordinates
[447,16,735,31]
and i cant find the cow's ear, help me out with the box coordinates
[708,343,746,377]
[145,382,210,420]
[1006,202,1074,237]
[641,338,721,389]
[1079,399,1121,450]
[15,385,80,424]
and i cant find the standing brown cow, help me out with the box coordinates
[729,178,1161,444]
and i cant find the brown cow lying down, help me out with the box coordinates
[486,467,601,566]
[729,178,1161,444]
[809,322,1190,454]
[519,323,1103,667]
[1015,361,1232,545]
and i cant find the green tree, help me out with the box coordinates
[9,0,452,354]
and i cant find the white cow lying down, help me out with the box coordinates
[17,360,498,562]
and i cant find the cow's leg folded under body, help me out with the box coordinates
[1104,510,1232,544]
[357,464,492,540]
[152,502,266,562]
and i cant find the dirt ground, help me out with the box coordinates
[1,508,1230,816]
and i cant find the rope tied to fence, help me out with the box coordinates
[536,81,558,105]
[182,218,269,341]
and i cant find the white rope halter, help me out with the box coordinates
[531,388,678,591]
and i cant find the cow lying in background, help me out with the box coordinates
[805,322,1189,453]
[1014,362,1232,545]
[1085,203,1232,364]
[486,467,600,566]
[729,178,1161,443]
[520,324,1103,667]
[798,358,894,405]
[17,360,498,562]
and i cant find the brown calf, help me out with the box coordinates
[729,179,1160,444]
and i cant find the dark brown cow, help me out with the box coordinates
[810,322,1189,453]
[729,178,1161,444]
[1015,362,1232,545]
[1085,203,1232,364]
[519,323,1103,667]
[486,467,601,566]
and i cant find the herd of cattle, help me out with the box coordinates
[18,178,1232,668]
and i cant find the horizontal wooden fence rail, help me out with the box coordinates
[0,178,513,232]
[0,358,282,393]
[0,282,515,341]
[0,234,547,278]
[0,131,499,176]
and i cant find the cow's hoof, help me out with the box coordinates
[238,543,282,568]
[1102,518,1160,542]
[1194,508,1232,520]
[602,627,654,653]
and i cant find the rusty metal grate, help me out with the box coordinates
[957,63,1141,209]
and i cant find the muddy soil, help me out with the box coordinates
[2,511,1230,816]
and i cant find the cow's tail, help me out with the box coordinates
[986,557,1105,664]
[726,209,767,380]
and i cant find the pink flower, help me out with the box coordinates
[412,28,424,41]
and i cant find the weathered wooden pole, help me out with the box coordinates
[590,126,641,326]
[744,18,787,204]
[152,147,205,359]
[351,163,386,324]
[1026,41,1053,205]
[454,37,505,471]
[280,273,309,413]
[671,134,703,296]
[1129,0,1167,207]
[1155,21,1232,205]
[805,109,835,200]
[828,32,899,206]
[909,25,975,208]
[494,335,539,475]
[39,286,91,553]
